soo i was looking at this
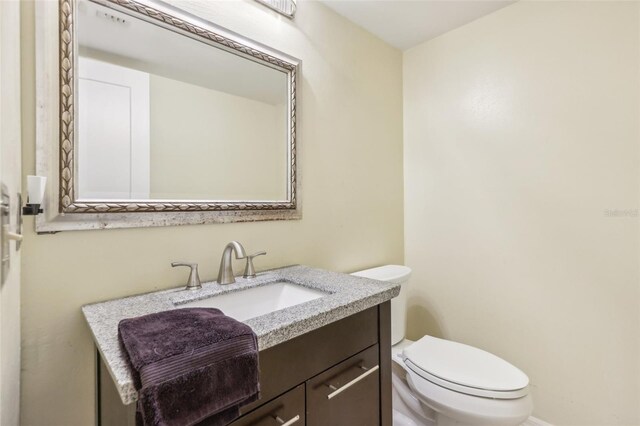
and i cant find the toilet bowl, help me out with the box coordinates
[352,266,533,426]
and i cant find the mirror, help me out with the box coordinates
[59,0,298,213]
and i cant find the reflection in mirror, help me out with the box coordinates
[76,0,289,202]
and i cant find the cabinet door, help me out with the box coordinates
[306,345,380,426]
[228,384,305,426]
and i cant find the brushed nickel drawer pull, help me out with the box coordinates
[326,364,380,400]
[274,414,300,426]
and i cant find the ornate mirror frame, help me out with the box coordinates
[35,0,300,232]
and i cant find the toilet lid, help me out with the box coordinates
[403,336,529,399]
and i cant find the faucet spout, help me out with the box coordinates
[217,241,247,284]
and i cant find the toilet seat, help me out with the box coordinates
[402,336,529,400]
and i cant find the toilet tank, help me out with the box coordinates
[351,265,412,345]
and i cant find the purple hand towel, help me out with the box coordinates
[118,308,260,426]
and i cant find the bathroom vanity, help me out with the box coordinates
[82,266,400,426]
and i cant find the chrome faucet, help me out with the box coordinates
[171,262,202,290]
[217,241,247,284]
[243,251,267,278]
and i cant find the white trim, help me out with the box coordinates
[523,416,553,426]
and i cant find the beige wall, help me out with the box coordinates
[150,74,287,200]
[1,1,22,424]
[19,1,403,425]
[404,2,639,425]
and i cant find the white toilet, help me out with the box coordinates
[352,265,533,426]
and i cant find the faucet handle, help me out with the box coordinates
[171,262,202,290]
[243,251,266,278]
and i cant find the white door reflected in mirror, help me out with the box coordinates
[78,57,150,199]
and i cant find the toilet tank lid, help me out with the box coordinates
[351,265,412,284]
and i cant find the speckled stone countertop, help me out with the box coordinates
[82,265,400,405]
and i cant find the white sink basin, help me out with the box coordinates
[178,281,329,321]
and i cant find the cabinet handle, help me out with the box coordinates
[326,364,379,400]
[274,414,300,426]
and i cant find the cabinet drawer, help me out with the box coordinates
[306,344,380,426]
[242,306,379,413]
[229,384,305,426]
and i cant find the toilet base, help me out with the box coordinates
[393,363,435,426]
[393,409,432,426]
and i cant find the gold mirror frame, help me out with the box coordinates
[58,0,298,214]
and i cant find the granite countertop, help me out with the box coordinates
[82,265,400,405]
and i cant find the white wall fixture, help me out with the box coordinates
[254,0,296,18]
[22,175,46,216]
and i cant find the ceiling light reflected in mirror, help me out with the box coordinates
[254,0,296,18]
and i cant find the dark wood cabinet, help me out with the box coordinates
[97,302,391,426]
[306,345,380,426]
[229,385,305,426]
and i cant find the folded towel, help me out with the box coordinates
[118,308,260,426]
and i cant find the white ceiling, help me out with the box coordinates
[319,0,515,50]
